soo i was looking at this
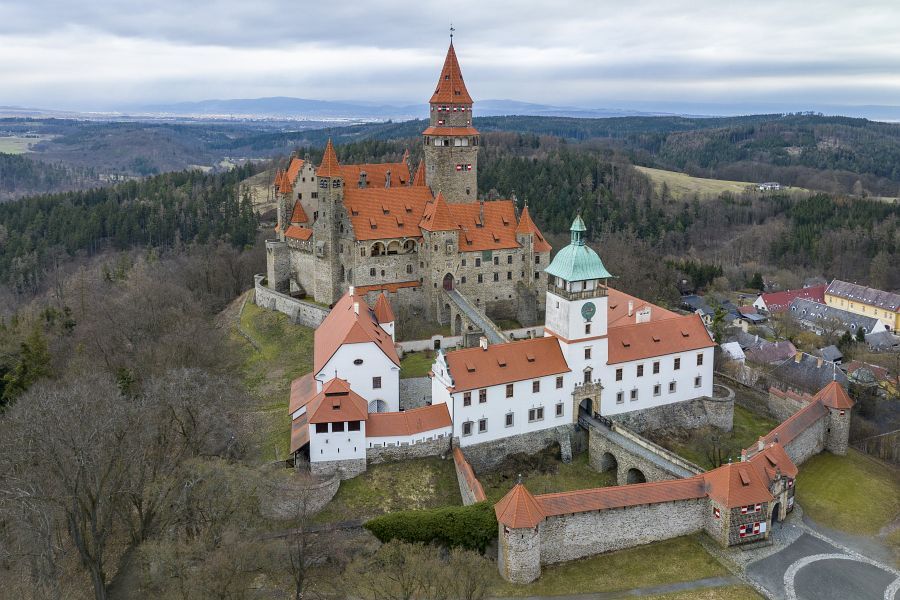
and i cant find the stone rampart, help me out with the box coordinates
[783,417,826,466]
[766,387,811,422]
[609,392,734,434]
[366,435,451,465]
[452,447,486,505]
[310,458,366,480]
[459,424,577,472]
[254,274,329,328]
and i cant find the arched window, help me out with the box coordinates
[403,240,416,254]
[372,242,386,256]
[387,241,401,255]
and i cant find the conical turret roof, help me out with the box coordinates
[814,380,854,409]
[412,159,426,187]
[318,139,341,177]
[430,43,473,104]
[494,482,545,529]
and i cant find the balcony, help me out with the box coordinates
[547,282,607,301]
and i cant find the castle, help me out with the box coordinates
[266,42,551,327]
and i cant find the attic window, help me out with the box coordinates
[621,340,631,347]
[351,209,360,216]
[681,330,690,337]
[405,203,413,213]
[492,233,500,242]
[526,353,535,362]
[382,206,390,215]
[739,470,751,486]
[475,218,483,228]
[465,361,476,373]
[766,455,777,466]
[610,303,618,310]
[497,358,507,367]
[396,216,404,227]
[332,400,341,410]
[369,218,377,229]
[501,216,509,225]
[652,336,661,342]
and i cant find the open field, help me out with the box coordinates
[0,134,55,154]
[489,535,729,597]
[480,449,615,503]
[635,165,811,199]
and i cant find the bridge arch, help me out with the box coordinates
[626,468,647,484]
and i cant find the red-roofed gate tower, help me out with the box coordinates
[423,43,479,204]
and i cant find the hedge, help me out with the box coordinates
[364,501,497,551]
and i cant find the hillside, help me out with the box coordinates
[634,166,782,199]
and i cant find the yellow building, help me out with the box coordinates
[824,279,900,332]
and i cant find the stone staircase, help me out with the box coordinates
[445,289,507,345]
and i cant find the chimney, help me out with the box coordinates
[795,351,803,363]
[385,170,391,188]
[636,307,651,324]
[740,449,748,462]
[757,437,765,452]
[358,171,367,188]
[816,357,823,368]
[353,302,360,315]
[479,197,485,225]
[349,285,355,296]
[479,336,488,351]
[628,301,634,317]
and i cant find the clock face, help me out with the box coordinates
[581,301,596,320]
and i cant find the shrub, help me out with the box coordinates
[364,501,497,551]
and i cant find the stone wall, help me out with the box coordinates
[366,435,451,465]
[608,393,734,434]
[452,447,486,506]
[499,523,541,584]
[824,408,851,455]
[310,458,366,480]
[459,424,577,472]
[254,275,329,329]
[399,377,432,410]
[783,417,826,466]
[259,472,341,519]
[588,427,689,484]
[767,389,809,422]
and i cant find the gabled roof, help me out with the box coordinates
[451,200,522,251]
[283,156,305,186]
[412,159,426,186]
[289,201,309,224]
[344,186,433,241]
[607,313,714,364]
[789,298,882,333]
[430,42,473,104]
[366,404,452,437]
[317,139,341,177]
[748,443,798,484]
[314,291,400,374]
[704,462,774,508]
[607,288,679,328]
[373,292,395,323]
[757,285,826,312]
[495,483,545,529]
[759,398,829,448]
[419,192,458,232]
[285,225,313,241]
[339,160,410,188]
[443,337,569,393]
[515,206,551,253]
[289,373,317,416]
[307,378,368,424]
[813,380,854,410]
[769,352,848,395]
[744,341,797,365]
[826,279,900,312]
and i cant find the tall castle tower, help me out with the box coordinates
[313,139,345,306]
[423,42,479,204]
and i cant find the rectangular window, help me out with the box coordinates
[584,347,592,359]
[669,381,677,393]
[315,423,328,433]
[348,421,361,431]
[532,380,540,393]
[654,384,661,396]
[616,391,624,404]
[528,407,545,422]
[556,376,564,389]
[615,368,623,381]
[507,255,513,264]
[478,418,487,433]
[332,422,345,432]
[674,357,681,370]
[477,274,483,283]
[461,259,467,266]
[479,388,487,403]
[461,276,467,284]
[462,421,473,436]
[493,256,499,265]
[695,376,702,388]
[555,402,564,417]
[697,353,704,366]
[653,361,660,374]
[373,376,381,389]
[630,389,638,401]
[505,412,514,427]
[505,384,514,398]
[637,364,644,377]
[475,258,481,267]
[585,323,591,334]
[463,391,471,406]
[370,268,376,277]
[507,271,512,280]
[493,272,499,282]
[535,255,540,264]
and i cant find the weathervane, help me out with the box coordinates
[450,23,455,42]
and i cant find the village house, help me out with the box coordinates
[788,297,887,337]
[824,279,900,332]
[752,284,826,313]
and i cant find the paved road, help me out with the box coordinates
[746,532,900,600]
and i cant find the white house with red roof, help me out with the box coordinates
[752,284,826,313]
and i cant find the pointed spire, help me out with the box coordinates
[373,292,395,324]
[430,42,473,104]
[419,192,458,231]
[570,214,587,246]
[814,380,854,409]
[318,138,341,177]
[494,482,545,529]
[516,205,552,252]
[412,159,426,187]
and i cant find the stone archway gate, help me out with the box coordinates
[582,412,705,484]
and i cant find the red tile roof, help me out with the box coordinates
[451,200,521,251]
[813,380,854,410]
[537,477,708,517]
[748,443,798,486]
[443,337,569,392]
[285,225,313,241]
[430,43,473,104]
[412,159,426,187]
[703,462,774,508]
[738,305,758,315]
[366,403,452,437]
[495,483,545,528]
[758,285,826,312]
[422,126,480,136]
[607,313,714,364]
[373,292,395,323]
[289,373,316,415]
[339,161,411,188]
[344,186,433,241]
[515,206,551,253]
[284,156,304,184]
[419,192,458,231]
[314,291,400,375]
[355,281,421,295]
[452,448,486,502]
[318,139,341,177]
[607,288,679,328]
[290,413,309,453]
[307,378,368,424]
[758,399,829,449]
[289,201,309,224]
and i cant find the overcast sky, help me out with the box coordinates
[2,0,899,112]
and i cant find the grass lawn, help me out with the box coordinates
[480,451,616,503]
[795,449,900,538]
[495,318,523,330]
[400,351,433,378]
[490,536,728,597]
[0,135,54,154]
[642,586,764,600]
[396,321,451,342]
[231,297,314,461]
[313,457,461,523]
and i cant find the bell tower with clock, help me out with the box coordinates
[543,216,613,388]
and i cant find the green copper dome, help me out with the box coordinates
[544,216,613,282]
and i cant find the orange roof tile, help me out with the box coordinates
[419,192,458,232]
[537,477,708,517]
[495,483,545,529]
[344,186,433,241]
[284,156,304,184]
[289,201,309,224]
[758,399,829,449]
[430,42,473,104]
[285,225,313,241]
[412,159,426,186]
[373,292,395,323]
[366,403,452,437]
[444,337,569,392]
[769,386,814,404]
[318,139,341,177]
[290,412,310,453]
[607,288,679,328]
[422,126,480,136]
[289,373,316,415]
[607,313,714,364]
[451,200,521,251]
[314,291,400,374]
[339,161,410,188]
[748,443,798,486]
[355,281,421,295]
[703,462,774,508]
[452,448,486,502]
[813,380,854,410]
[515,206,551,253]
[307,378,368,424]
